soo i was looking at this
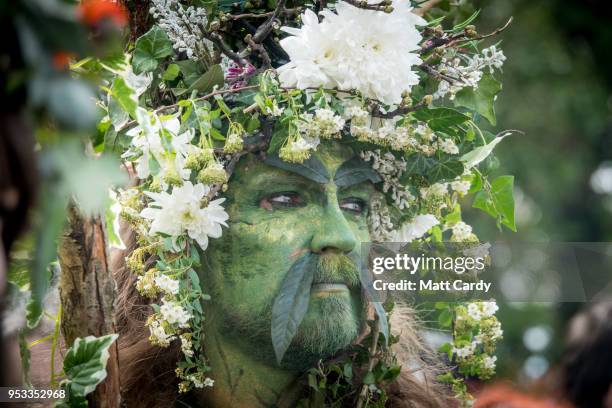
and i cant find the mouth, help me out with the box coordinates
[311,283,350,297]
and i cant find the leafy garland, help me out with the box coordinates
[80,0,516,403]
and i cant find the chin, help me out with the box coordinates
[280,294,362,371]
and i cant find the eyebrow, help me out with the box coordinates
[264,153,330,184]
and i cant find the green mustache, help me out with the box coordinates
[313,253,361,288]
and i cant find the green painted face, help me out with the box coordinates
[203,142,376,370]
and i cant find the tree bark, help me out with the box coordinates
[58,204,121,408]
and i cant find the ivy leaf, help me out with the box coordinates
[265,153,330,184]
[132,26,173,74]
[187,64,224,94]
[110,77,137,117]
[460,132,511,169]
[334,156,382,187]
[162,63,180,81]
[176,60,206,87]
[473,175,516,231]
[62,334,119,398]
[454,74,502,125]
[271,253,317,364]
[426,159,464,183]
[401,154,435,182]
[413,108,469,132]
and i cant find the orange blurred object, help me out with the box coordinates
[78,0,128,27]
[52,51,74,70]
[474,384,574,408]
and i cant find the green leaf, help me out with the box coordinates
[62,334,119,397]
[426,159,464,183]
[271,253,317,364]
[454,74,502,125]
[111,77,137,117]
[162,64,181,81]
[363,371,375,385]
[19,330,31,387]
[132,26,173,74]
[473,175,516,231]
[401,154,435,182]
[438,309,453,327]
[187,64,224,94]
[373,302,390,345]
[176,60,206,87]
[413,108,469,132]
[265,153,330,184]
[460,132,511,169]
[334,156,382,187]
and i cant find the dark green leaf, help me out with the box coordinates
[187,64,224,94]
[473,175,516,231]
[413,108,469,132]
[426,159,464,183]
[265,153,330,184]
[334,156,382,187]
[63,334,119,397]
[132,26,173,74]
[271,253,317,364]
[363,371,375,385]
[454,74,502,126]
[176,60,206,87]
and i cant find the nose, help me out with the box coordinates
[310,185,358,254]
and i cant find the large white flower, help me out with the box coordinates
[391,214,439,242]
[140,181,229,250]
[278,0,425,105]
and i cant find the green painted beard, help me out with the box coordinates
[213,253,364,371]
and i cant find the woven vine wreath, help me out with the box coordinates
[102,0,512,404]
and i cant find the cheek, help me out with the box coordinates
[206,208,320,305]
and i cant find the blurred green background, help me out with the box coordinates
[463,0,612,384]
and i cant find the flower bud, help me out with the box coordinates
[465,25,477,38]
[423,94,434,105]
[197,162,228,185]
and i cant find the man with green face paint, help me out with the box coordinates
[198,141,377,407]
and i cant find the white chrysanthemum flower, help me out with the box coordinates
[140,181,229,250]
[155,274,180,296]
[278,1,425,104]
[160,299,192,328]
[391,214,439,243]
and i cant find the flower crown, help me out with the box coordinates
[105,0,511,399]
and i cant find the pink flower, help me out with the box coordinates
[225,62,256,89]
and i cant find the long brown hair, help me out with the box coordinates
[112,225,451,407]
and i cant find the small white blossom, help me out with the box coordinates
[467,303,482,321]
[438,138,459,155]
[451,221,473,242]
[391,214,439,243]
[160,299,192,328]
[155,274,180,296]
[204,378,214,387]
[483,355,497,370]
[180,334,194,358]
[453,343,475,359]
[451,180,471,195]
[420,183,448,199]
[482,301,499,317]
[148,319,175,347]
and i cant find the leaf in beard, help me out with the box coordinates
[357,257,390,346]
[271,253,317,365]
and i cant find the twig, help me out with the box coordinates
[457,17,513,43]
[355,317,381,408]
[229,7,301,20]
[250,0,287,45]
[204,31,248,66]
[419,62,461,83]
[118,85,260,132]
[244,34,272,69]
[343,0,389,11]
[369,99,429,119]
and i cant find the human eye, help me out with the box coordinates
[260,192,304,209]
[339,198,367,215]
